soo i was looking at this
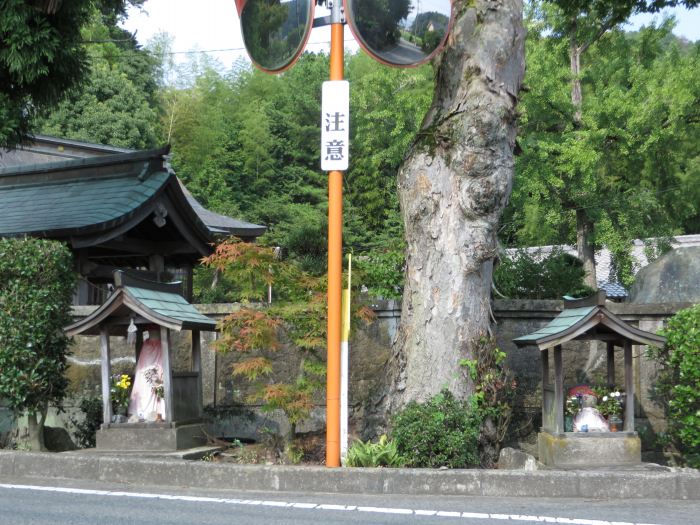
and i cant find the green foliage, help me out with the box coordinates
[505,4,700,279]
[0,0,144,148]
[391,390,481,468]
[0,237,77,416]
[460,337,517,467]
[592,386,624,418]
[648,304,700,468]
[354,246,405,300]
[346,435,406,468]
[167,51,433,265]
[70,397,103,449]
[494,249,594,299]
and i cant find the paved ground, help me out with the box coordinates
[3,477,700,525]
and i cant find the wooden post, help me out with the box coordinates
[554,345,564,434]
[607,341,615,388]
[161,326,174,423]
[541,348,550,432]
[624,340,635,432]
[100,326,113,426]
[135,328,144,364]
[192,330,203,418]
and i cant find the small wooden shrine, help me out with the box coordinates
[514,291,666,468]
[65,271,217,451]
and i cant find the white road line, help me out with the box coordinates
[0,483,662,525]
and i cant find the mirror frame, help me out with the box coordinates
[237,0,317,73]
[342,0,454,68]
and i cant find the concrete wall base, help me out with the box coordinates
[96,423,206,451]
[538,431,641,468]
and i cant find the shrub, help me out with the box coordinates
[70,397,103,449]
[346,435,406,467]
[494,248,593,299]
[0,237,76,450]
[461,337,517,467]
[355,247,405,300]
[648,304,700,468]
[391,390,481,468]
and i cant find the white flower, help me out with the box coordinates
[603,396,608,402]
[614,392,621,397]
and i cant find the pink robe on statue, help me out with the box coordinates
[128,339,165,421]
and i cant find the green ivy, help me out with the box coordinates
[649,304,700,468]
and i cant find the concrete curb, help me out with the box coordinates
[1,451,698,499]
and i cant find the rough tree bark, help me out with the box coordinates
[570,37,597,288]
[384,0,525,411]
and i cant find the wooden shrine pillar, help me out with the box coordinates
[624,340,635,431]
[161,326,174,422]
[607,342,615,388]
[192,330,203,417]
[553,345,564,433]
[100,326,113,425]
[541,348,549,430]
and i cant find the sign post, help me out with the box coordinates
[324,3,345,468]
[235,0,454,468]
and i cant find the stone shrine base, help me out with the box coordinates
[538,431,641,468]
[96,421,207,451]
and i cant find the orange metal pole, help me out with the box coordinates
[326,21,344,468]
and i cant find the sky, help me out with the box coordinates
[120,0,700,73]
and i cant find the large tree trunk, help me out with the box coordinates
[576,209,597,288]
[384,0,525,411]
[569,39,597,287]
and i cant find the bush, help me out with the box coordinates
[494,248,593,299]
[391,390,481,468]
[354,247,405,300]
[345,435,405,467]
[70,397,103,449]
[648,304,700,468]
[0,237,76,450]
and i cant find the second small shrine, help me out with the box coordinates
[514,291,666,468]
[66,271,217,451]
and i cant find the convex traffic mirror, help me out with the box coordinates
[236,0,453,72]
[237,0,315,73]
[344,0,452,67]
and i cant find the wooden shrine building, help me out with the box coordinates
[0,135,265,303]
[514,291,666,467]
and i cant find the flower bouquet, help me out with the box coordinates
[596,389,623,418]
[144,366,164,399]
[110,374,131,415]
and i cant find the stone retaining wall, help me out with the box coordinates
[3,299,691,448]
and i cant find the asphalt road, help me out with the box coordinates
[1,477,699,525]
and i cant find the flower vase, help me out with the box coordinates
[608,415,622,432]
[565,415,573,432]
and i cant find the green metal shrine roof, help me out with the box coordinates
[0,141,265,244]
[513,292,665,350]
[125,285,217,330]
[513,306,595,344]
[65,271,217,336]
[0,165,169,236]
